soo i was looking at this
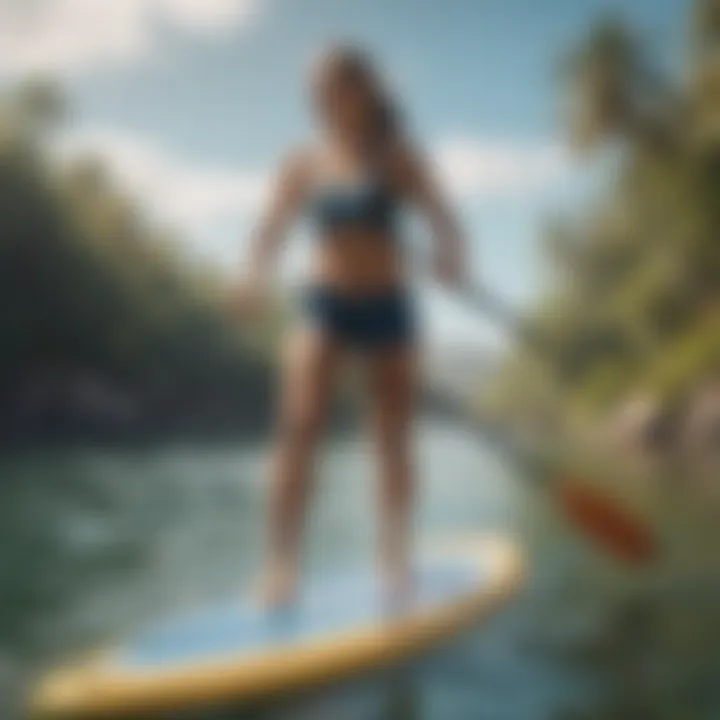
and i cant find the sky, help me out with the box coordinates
[0,0,687,351]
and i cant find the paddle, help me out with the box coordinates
[454,282,554,353]
[234,270,657,565]
[444,279,657,566]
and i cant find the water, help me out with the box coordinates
[1,421,719,719]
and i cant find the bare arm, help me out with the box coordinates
[246,151,308,278]
[394,144,467,287]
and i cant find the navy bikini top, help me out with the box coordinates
[307,160,399,236]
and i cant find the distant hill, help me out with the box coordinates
[0,81,282,444]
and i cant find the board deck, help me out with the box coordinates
[31,535,524,719]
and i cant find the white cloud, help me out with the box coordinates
[433,137,571,200]
[57,129,268,245]
[52,129,573,269]
[154,0,258,31]
[0,0,260,76]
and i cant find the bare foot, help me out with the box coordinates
[254,561,298,610]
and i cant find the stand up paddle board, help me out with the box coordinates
[31,534,524,719]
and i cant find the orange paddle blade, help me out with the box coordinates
[557,480,656,564]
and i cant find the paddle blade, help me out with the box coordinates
[557,481,657,564]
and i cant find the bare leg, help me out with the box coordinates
[260,328,342,606]
[367,345,417,604]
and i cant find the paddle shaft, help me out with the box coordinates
[443,280,656,565]
[453,281,552,354]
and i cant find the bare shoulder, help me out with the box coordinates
[385,138,432,195]
[386,138,421,175]
[275,145,317,200]
[280,146,314,183]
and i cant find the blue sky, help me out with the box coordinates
[0,0,686,349]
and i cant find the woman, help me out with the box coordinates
[238,45,466,606]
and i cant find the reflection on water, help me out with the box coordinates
[2,421,720,719]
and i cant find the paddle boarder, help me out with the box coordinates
[236,44,467,606]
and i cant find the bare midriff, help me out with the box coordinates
[311,230,405,296]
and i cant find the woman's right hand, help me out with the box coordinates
[228,273,269,320]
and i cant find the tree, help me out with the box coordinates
[0,81,283,441]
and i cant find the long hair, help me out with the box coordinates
[312,45,403,150]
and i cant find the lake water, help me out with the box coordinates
[2,420,718,719]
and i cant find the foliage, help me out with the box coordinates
[0,82,281,441]
[495,3,720,420]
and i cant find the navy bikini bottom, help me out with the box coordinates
[303,286,416,350]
